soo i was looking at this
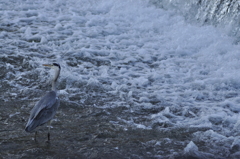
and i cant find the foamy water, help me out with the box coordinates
[1,0,240,158]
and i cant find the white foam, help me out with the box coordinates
[184,141,198,154]
[1,0,240,156]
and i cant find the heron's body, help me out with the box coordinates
[25,91,59,132]
[25,63,61,141]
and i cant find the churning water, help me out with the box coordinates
[1,0,240,158]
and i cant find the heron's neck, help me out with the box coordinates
[51,68,60,91]
[52,81,57,91]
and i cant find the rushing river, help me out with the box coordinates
[0,0,240,158]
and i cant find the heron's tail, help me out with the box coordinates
[25,119,38,132]
[25,125,33,132]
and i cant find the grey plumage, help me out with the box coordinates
[25,63,61,140]
[25,91,60,132]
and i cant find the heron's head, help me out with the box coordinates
[43,63,61,83]
[43,63,61,70]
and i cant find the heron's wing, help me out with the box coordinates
[25,91,60,132]
[34,97,60,125]
[30,91,57,119]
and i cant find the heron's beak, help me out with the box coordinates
[43,64,52,67]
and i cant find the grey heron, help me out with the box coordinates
[25,63,61,141]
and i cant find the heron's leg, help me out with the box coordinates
[48,132,50,141]
[47,120,52,141]
[34,131,38,141]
